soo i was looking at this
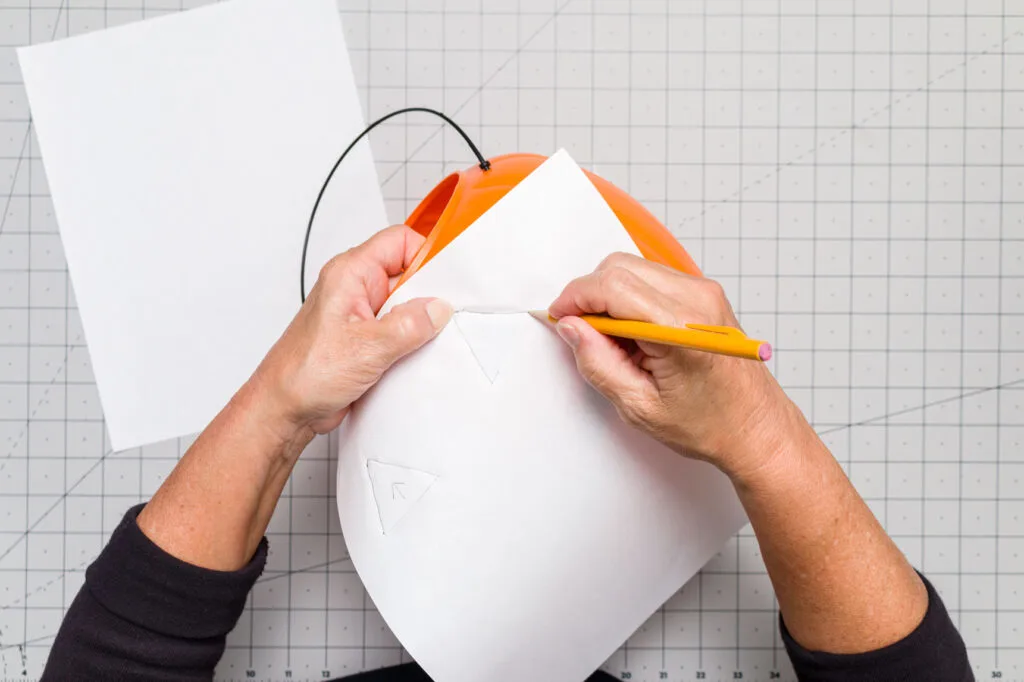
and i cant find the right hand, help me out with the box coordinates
[548,252,799,480]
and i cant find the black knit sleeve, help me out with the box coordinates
[41,504,267,682]
[781,573,973,682]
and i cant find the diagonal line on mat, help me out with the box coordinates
[678,29,1024,227]
[0,131,31,236]
[0,0,75,468]
[0,555,355,650]
[0,550,352,611]
[256,556,352,584]
[815,378,1024,436]
[0,0,97,601]
[0,447,114,563]
[0,0,67,236]
[0,632,55,652]
[0,337,82,476]
[0,557,90,612]
[378,0,575,188]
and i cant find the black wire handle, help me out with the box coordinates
[300,107,490,302]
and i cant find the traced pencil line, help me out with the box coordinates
[452,314,498,385]
[679,29,1024,227]
[816,378,1024,436]
[366,457,389,534]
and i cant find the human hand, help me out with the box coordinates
[548,252,796,480]
[251,225,453,437]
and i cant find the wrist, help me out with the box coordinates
[235,372,314,460]
[712,380,818,488]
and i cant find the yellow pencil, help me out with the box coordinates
[530,311,772,362]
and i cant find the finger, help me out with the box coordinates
[349,225,426,311]
[555,316,657,412]
[593,253,737,328]
[548,266,680,325]
[597,251,702,291]
[349,224,425,276]
[636,338,672,360]
[318,225,426,316]
[364,297,453,371]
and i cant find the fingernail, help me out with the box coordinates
[426,299,453,330]
[556,321,580,350]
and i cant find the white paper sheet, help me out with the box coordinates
[337,151,747,682]
[18,0,386,451]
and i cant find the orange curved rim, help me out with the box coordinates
[397,153,701,292]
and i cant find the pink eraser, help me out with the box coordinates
[758,343,773,362]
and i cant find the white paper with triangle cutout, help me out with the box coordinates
[337,150,747,682]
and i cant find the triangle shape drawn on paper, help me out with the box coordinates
[366,460,437,535]
[452,312,524,384]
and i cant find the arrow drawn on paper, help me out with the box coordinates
[366,460,438,534]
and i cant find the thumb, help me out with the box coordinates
[555,317,654,408]
[370,298,453,369]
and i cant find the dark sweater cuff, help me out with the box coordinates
[780,573,971,682]
[85,503,267,640]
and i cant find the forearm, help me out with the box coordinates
[137,373,313,571]
[725,393,928,654]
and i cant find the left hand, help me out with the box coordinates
[251,224,453,436]
[137,225,450,571]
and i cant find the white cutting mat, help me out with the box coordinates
[0,1,1022,681]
